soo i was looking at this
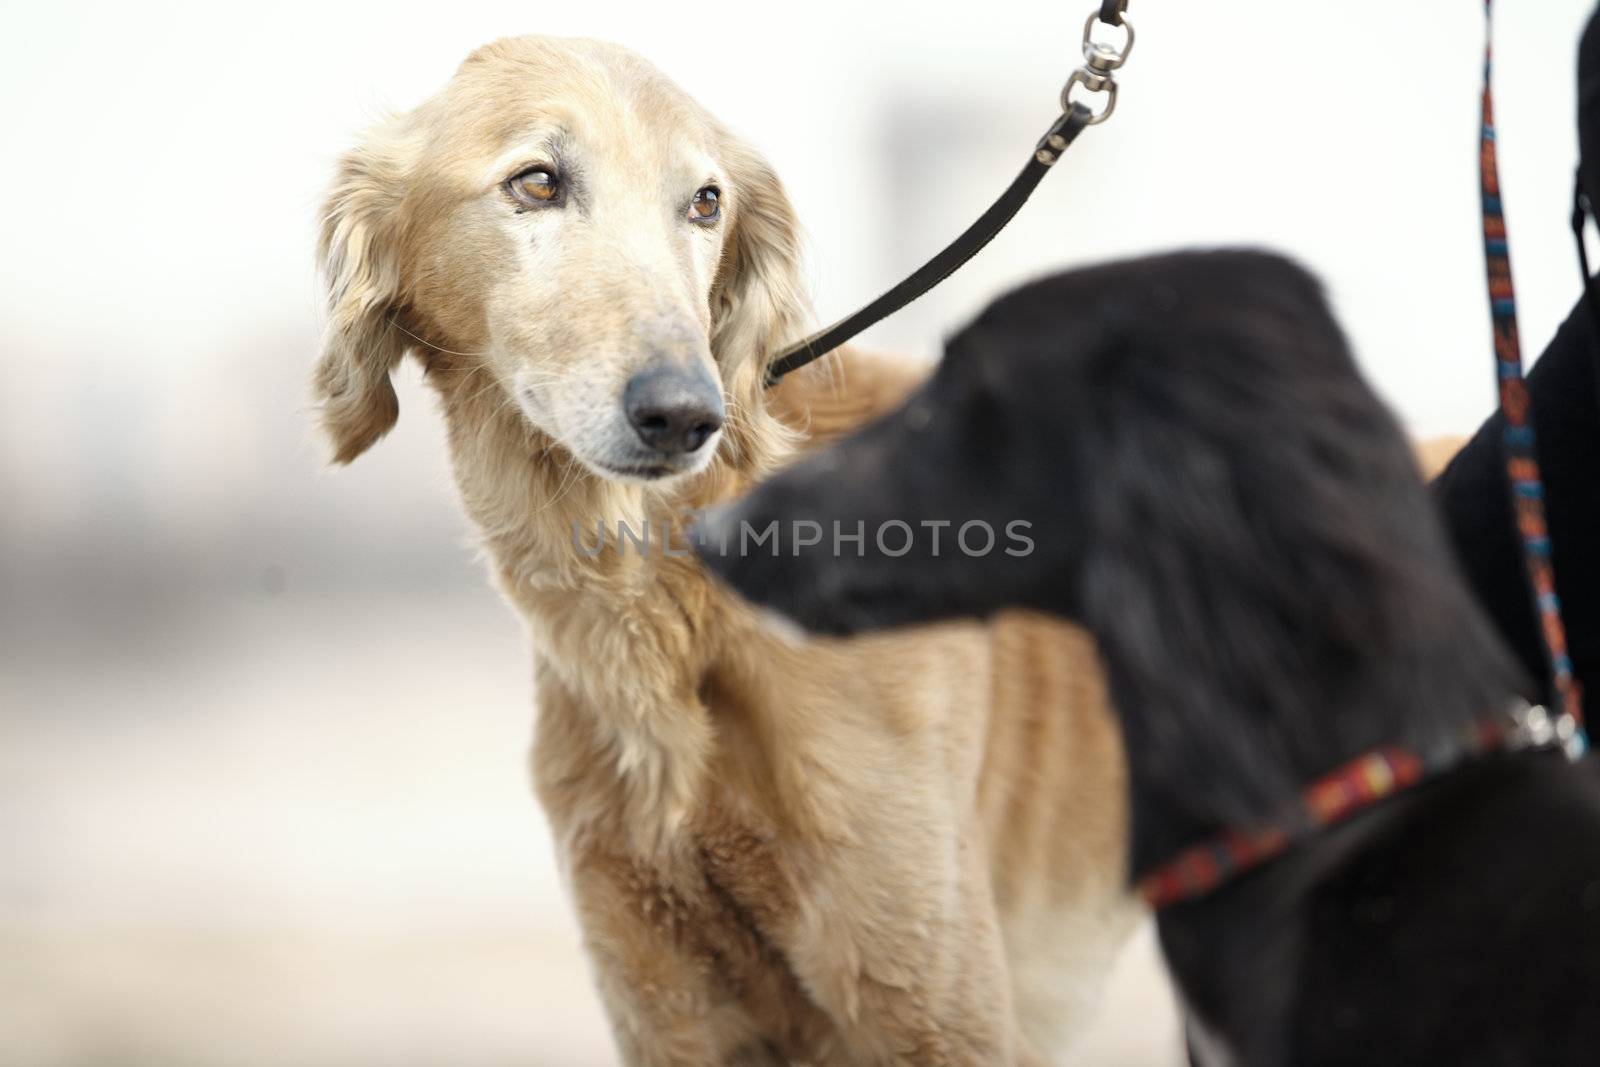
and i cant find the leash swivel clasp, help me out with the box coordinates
[1061,10,1135,126]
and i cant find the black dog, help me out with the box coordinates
[698,251,1600,1065]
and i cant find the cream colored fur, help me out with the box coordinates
[316,36,1136,1065]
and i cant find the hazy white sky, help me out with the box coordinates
[0,0,1593,536]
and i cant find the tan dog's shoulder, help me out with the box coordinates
[1413,434,1467,480]
[770,345,932,448]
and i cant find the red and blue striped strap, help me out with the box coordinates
[1479,0,1586,752]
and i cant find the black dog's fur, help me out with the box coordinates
[699,251,1600,1065]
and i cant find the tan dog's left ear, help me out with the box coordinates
[709,131,810,473]
[313,129,411,464]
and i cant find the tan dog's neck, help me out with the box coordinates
[426,355,787,853]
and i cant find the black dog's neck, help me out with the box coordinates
[1074,444,1525,879]
[1098,578,1532,1061]
[1091,588,1518,879]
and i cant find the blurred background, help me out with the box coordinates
[1,0,1593,1063]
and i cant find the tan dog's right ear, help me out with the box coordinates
[707,130,811,475]
[314,134,410,464]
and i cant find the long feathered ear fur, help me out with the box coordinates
[314,125,411,464]
[708,131,810,475]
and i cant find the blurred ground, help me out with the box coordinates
[0,584,1181,1066]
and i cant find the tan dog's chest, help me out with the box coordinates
[536,692,840,1062]
[653,793,840,1061]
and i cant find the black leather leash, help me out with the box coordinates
[765,108,1093,384]
[764,4,1136,386]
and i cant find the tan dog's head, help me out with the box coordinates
[315,37,806,485]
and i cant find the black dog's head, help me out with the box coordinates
[700,250,1521,850]
[700,251,1425,636]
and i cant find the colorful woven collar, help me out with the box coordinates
[1136,700,1585,910]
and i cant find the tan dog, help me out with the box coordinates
[316,36,1135,1065]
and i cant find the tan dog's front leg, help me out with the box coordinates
[568,848,758,1067]
[795,828,1032,1066]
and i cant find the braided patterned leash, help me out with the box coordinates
[1479,0,1587,755]
[1138,4,1588,910]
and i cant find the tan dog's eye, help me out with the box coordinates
[507,168,562,208]
[689,186,721,224]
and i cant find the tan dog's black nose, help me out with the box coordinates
[623,364,725,455]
